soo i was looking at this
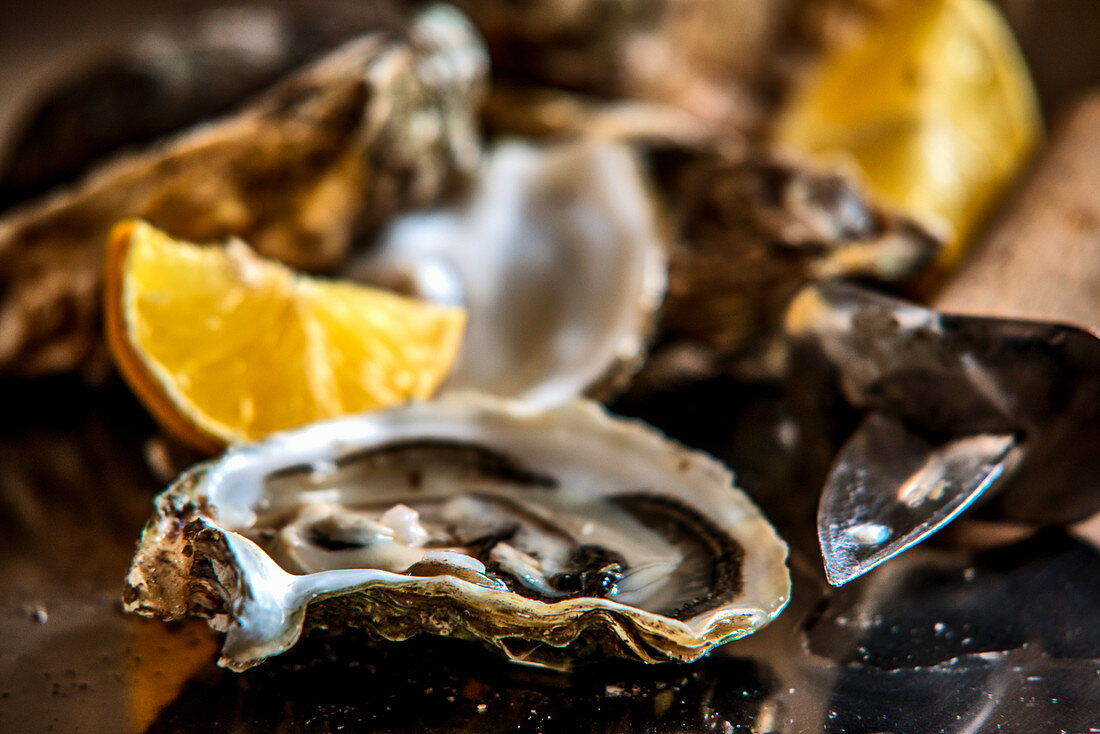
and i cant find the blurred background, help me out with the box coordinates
[3,0,1100,163]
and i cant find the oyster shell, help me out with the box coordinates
[123,395,790,671]
[0,5,486,378]
[634,149,943,385]
[354,139,667,406]
[0,1,414,210]
[452,0,783,134]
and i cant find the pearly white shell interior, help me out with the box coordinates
[356,141,667,406]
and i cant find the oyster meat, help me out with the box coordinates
[124,395,790,671]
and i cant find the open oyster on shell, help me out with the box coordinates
[123,394,790,671]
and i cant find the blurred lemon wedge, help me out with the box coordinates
[775,0,1041,264]
[105,220,466,452]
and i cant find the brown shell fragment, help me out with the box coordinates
[0,6,486,378]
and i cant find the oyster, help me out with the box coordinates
[422,103,941,390]
[0,5,486,378]
[635,149,943,385]
[0,1,414,210]
[123,395,790,671]
[452,0,786,134]
[354,139,667,406]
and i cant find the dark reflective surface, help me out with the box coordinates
[147,634,776,733]
[806,529,1100,669]
[0,378,1097,733]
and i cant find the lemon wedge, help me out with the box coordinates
[104,220,466,452]
[775,0,1041,264]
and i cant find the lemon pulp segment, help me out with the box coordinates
[112,221,466,446]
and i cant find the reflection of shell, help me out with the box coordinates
[356,140,667,406]
[123,394,790,671]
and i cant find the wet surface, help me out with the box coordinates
[0,378,1097,733]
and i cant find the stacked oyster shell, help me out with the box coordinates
[124,395,790,670]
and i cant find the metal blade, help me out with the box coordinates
[818,412,1020,586]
